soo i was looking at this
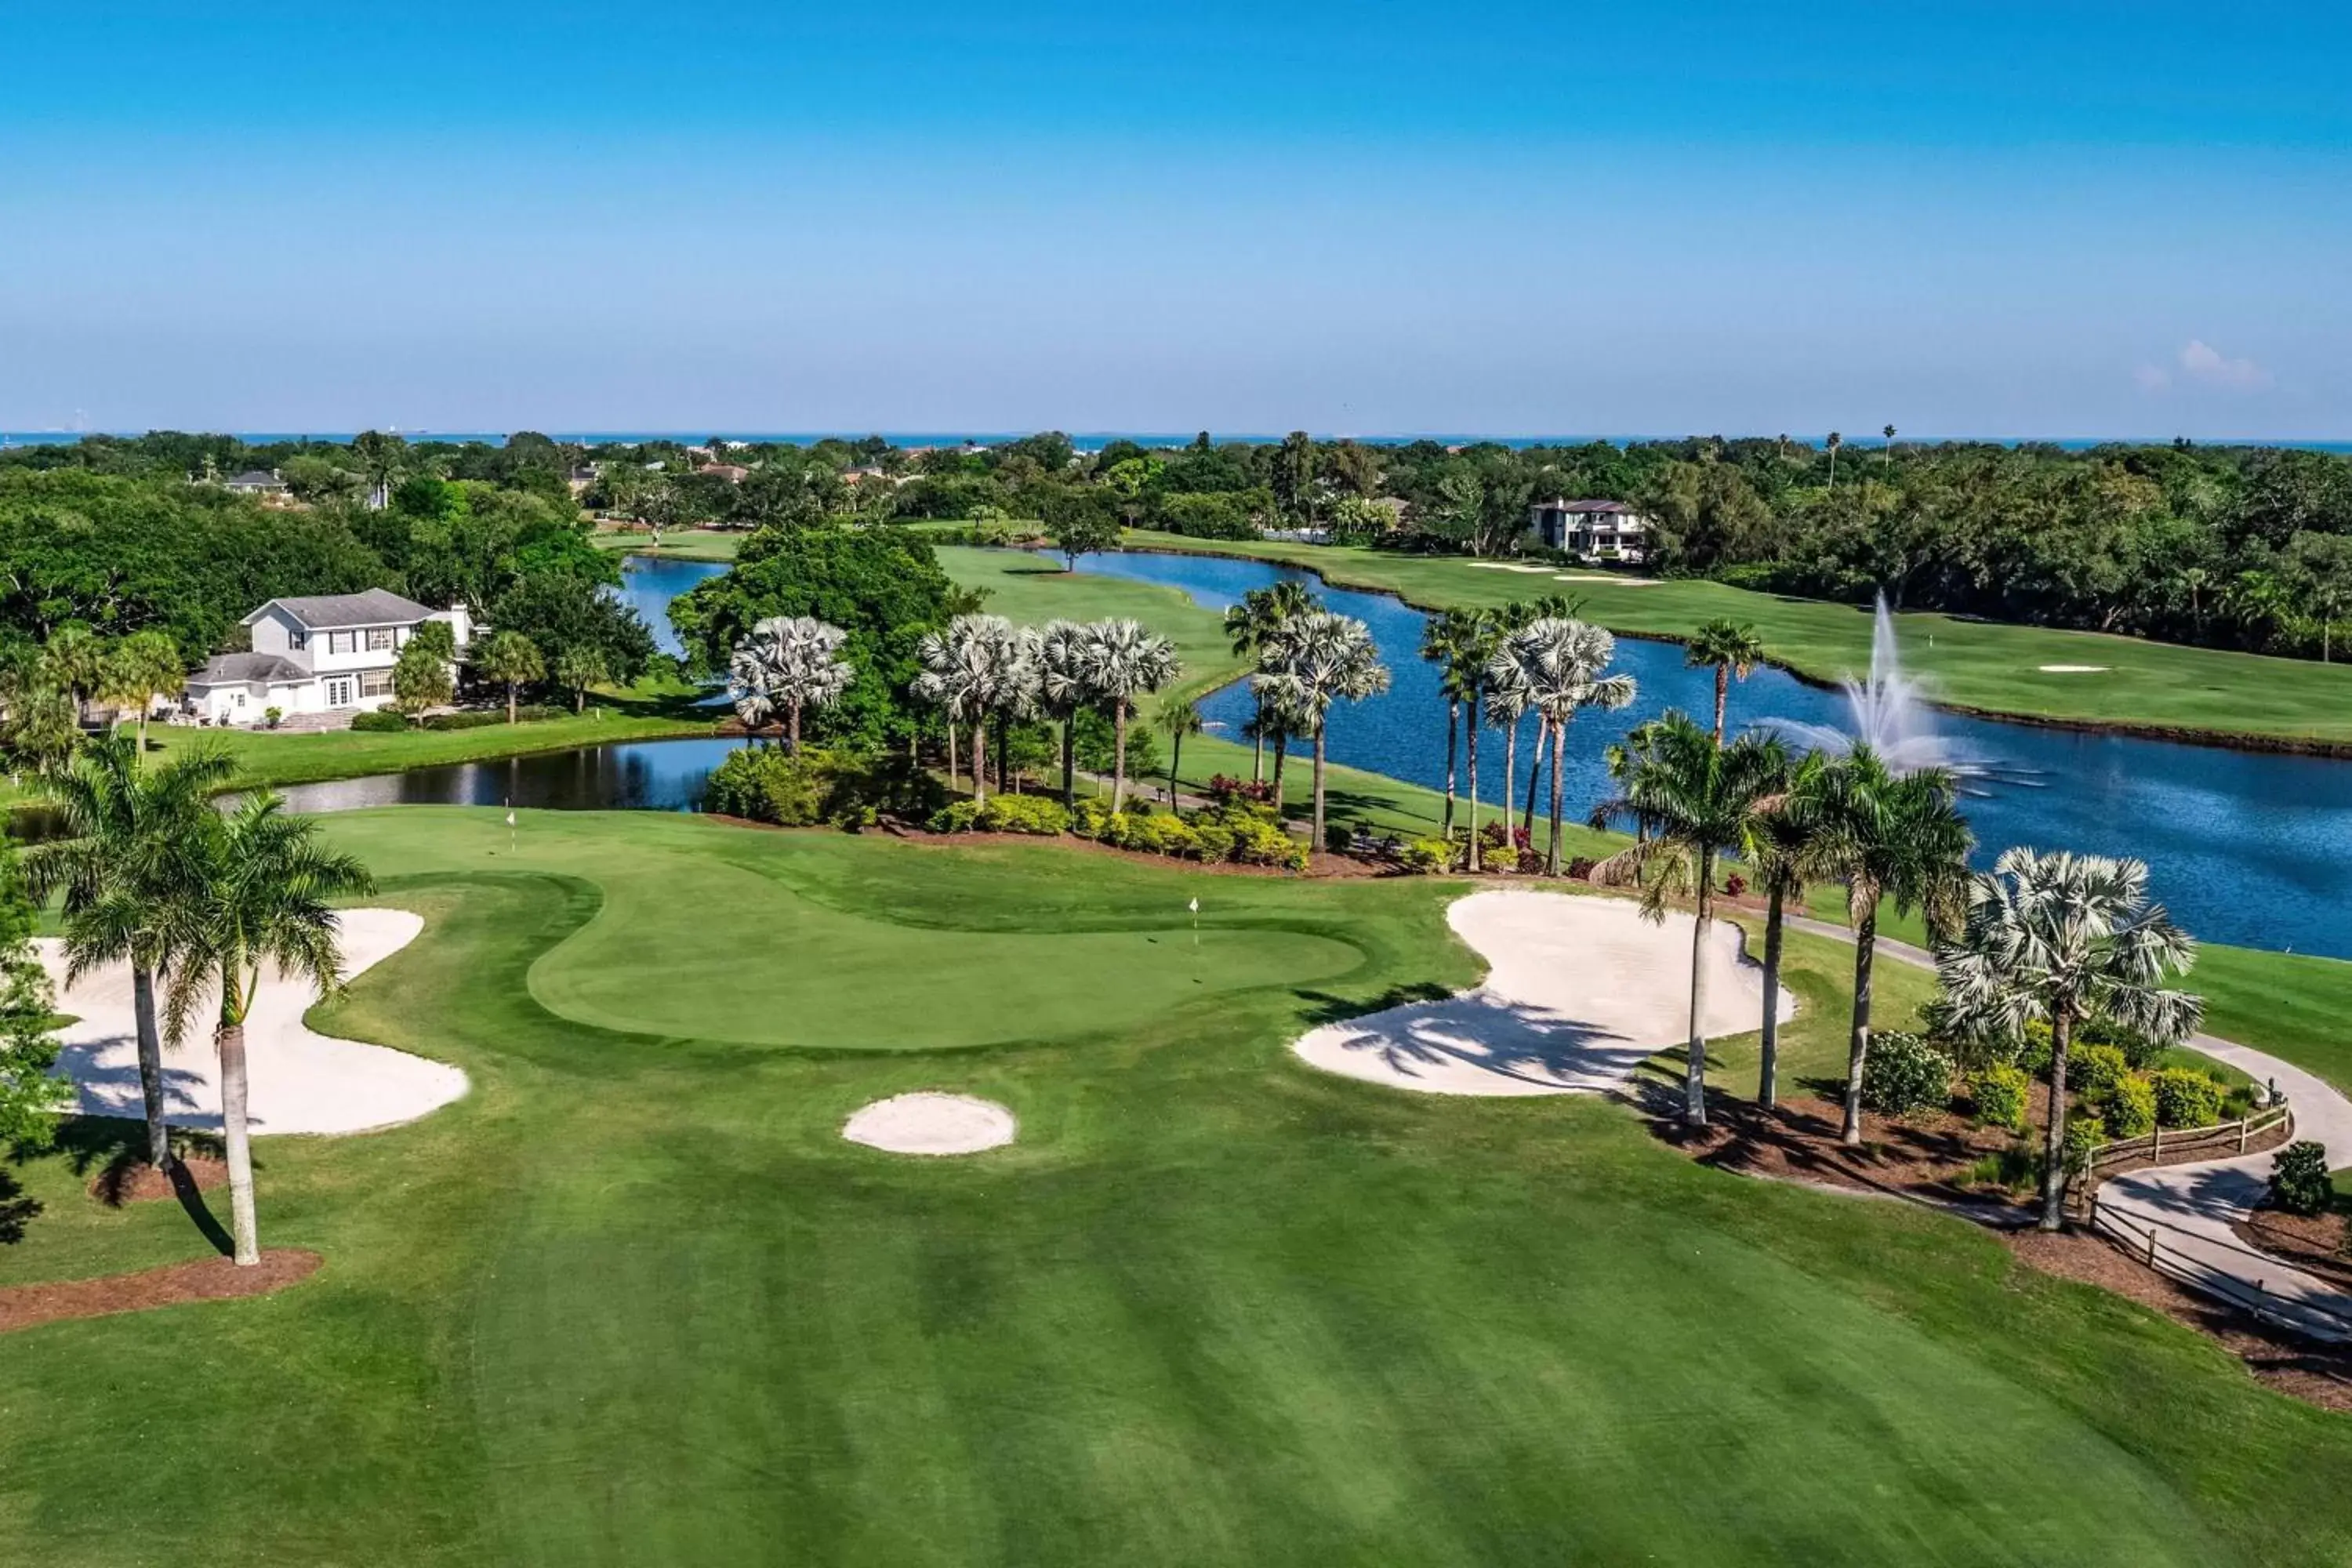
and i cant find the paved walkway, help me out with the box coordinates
[1788,914,2352,1341]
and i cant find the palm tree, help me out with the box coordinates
[728,616,854,750]
[1595,717,1788,1126]
[1683,619,1766,743]
[553,644,609,714]
[1484,666,1533,869]
[1490,618,1636,875]
[1825,431,1843,495]
[1223,583,1316,783]
[2178,565,2209,641]
[1882,423,1897,473]
[1421,609,1480,837]
[1936,848,2201,1230]
[23,735,233,1170]
[154,793,374,1265]
[1076,619,1178,812]
[352,429,401,510]
[1743,750,1823,1109]
[1156,695,1202,804]
[1033,619,1091,809]
[42,625,109,725]
[1254,612,1388,851]
[1790,746,1973,1145]
[107,630,187,758]
[474,631,545,724]
[913,615,1026,803]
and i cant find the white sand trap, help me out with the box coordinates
[1465,562,1559,572]
[843,1092,1016,1155]
[39,909,466,1136]
[1554,573,1661,586]
[1293,891,1791,1096]
[2037,663,2109,673]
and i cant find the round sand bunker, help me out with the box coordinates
[842,1093,1016,1156]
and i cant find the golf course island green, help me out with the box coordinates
[4,807,2349,1566]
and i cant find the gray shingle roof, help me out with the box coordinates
[247,589,437,630]
[191,652,312,686]
[223,470,287,489]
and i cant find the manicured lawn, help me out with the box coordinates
[936,545,1247,702]
[136,682,717,793]
[1121,532,2352,747]
[5,808,2350,1565]
[590,525,744,561]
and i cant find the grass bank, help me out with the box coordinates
[1118,531,2352,750]
[6,809,2351,1563]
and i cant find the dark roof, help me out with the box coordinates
[190,652,310,687]
[246,589,437,630]
[1535,498,1636,514]
[223,470,287,489]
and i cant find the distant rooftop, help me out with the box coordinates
[245,589,439,629]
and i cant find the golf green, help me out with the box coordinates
[3,809,2348,1566]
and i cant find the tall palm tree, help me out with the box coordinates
[1791,746,1973,1145]
[1595,717,1788,1126]
[1224,583,1316,783]
[1077,619,1179,812]
[1421,609,1481,837]
[1156,695,1202,804]
[24,735,233,1169]
[1484,665,1533,867]
[1825,431,1843,495]
[913,615,1026,803]
[1454,611,1502,869]
[1254,612,1389,851]
[154,793,374,1265]
[1032,620,1094,808]
[1683,619,1766,743]
[474,631,545,724]
[1936,848,2201,1230]
[1882,424,1897,473]
[1490,618,1636,875]
[105,630,186,757]
[728,615,855,750]
[1743,749,1823,1109]
[2178,565,2209,641]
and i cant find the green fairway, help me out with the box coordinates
[935,545,1247,702]
[5,809,2351,1566]
[1120,531,2352,748]
[591,525,745,561]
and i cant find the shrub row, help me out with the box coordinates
[925,793,1310,870]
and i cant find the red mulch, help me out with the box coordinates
[88,1156,227,1207]
[0,1249,321,1335]
[1656,1087,2043,1218]
[2003,1229,2352,1412]
[2232,1206,2352,1291]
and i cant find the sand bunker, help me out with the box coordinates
[1465,562,1558,573]
[2037,663,2109,673]
[1554,574,1660,586]
[1292,891,1791,1096]
[843,1093,1017,1155]
[41,909,466,1136]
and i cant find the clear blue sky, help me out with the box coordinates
[5,2,2347,439]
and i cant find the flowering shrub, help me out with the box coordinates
[1860,1032,1953,1117]
[1203,773,1276,807]
[1969,1063,2030,1131]
[1396,838,1452,874]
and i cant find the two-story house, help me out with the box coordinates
[1527,499,1651,564]
[185,590,472,724]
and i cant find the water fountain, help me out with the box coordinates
[1770,593,1978,775]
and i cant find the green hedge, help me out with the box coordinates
[1861,1032,1953,1118]
[1969,1063,2030,1131]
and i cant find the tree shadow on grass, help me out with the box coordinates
[34,1118,235,1255]
[0,1169,38,1244]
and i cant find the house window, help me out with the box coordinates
[366,626,395,652]
[288,629,307,651]
[361,670,392,697]
[325,630,352,655]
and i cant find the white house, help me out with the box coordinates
[1528,499,1650,564]
[185,590,472,725]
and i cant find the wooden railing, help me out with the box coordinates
[2078,1102,2292,1179]
[2085,1193,2352,1343]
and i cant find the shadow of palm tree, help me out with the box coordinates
[0,1168,39,1244]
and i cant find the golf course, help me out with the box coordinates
[6,808,2350,1566]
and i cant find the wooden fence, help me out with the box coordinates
[2085,1193,2352,1344]
[2078,1102,2292,1181]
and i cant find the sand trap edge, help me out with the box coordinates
[842,1092,1018,1156]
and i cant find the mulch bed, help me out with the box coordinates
[88,1156,228,1207]
[2232,1205,2352,1291]
[0,1249,321,1335]
[2003,1229,2352,1413]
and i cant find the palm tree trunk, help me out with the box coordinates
[788,702,802,751]
[2038,1007,2076,1231]
[1841,909,1877,1145]
[132,965,170,1168]
[1250,699,1265,783]
[1712,666,1729,743]
[1522,718,1545,839]
[1060,719,1076,809]
[1501,717,1518,860]
[1545,719,1566,876]
[1758,887,1785,1108]
[1111,701,1128,813]
[506,683,518,724]
[1311,724,1328,852]
[1465,695,1481,871]
[217,1011,260,1265]
[946,720,959,792]
[1441,699,1459,837]
[1167,726,1182,805]
[971,720,989,804]
[1685,862,1712,1127]
[1270,728,1288,818]
[135,706,151,766]
[995,715,1008,793]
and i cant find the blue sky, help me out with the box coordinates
[4,2,2347,438]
